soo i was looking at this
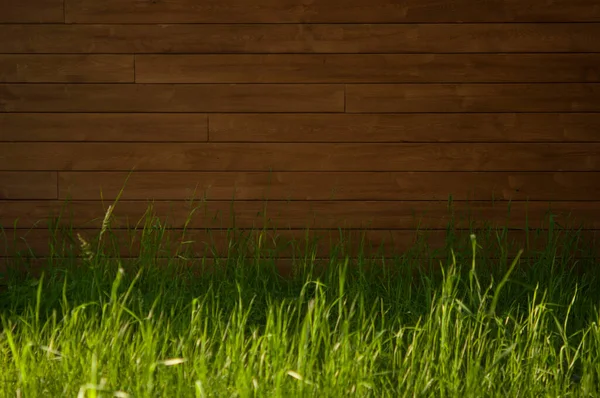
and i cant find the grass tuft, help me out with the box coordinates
[0,194,599,397]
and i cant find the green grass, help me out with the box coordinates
[0,197,599,397]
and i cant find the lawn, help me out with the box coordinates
[0,199,599,397]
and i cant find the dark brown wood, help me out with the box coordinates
[2,24,599,54]
[0,55,134,83]
[8,227,590,258]
[346,84,600,113]
[65,0,600,23]
[0,257,314,280]
[0,84,344,113]
[0,113,208,142]
[0,0,63,23]
[208,113,600,143]
[135,54,600,84]
[3,252,595,283]
[3,143,599,172]
[2,200,599,230]
[2,251,596,285]
[0,172,57,199]
[2,1,600,267]
[57,172,600,201]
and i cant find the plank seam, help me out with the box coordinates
[28,22,600,25]
[207,114,210,142]
[4,141,600,144]
[2,52,600,56]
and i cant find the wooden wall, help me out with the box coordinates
[1,0,599,263]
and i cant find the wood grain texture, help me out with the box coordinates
[208,113,600,143]
[0,84,344,113]
[0,55,134,83]
[135,54,600,84]
[2,24,599,54]
[346,84,600,113]
[0,172,57,200]
[64,0,600,23]
[0,113,208,142]
[0,0,63,22]
[0,258,370,281]
[8,227,592,258]
[0,228,431,258]
[2,143,599,172]
[3,200,599,230]
[3,254,594,282]
[3,0,600,266]
[57,172,600,201]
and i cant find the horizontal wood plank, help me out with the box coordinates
[1,24,599,54]
[2,200,599,230]
[0,172,57,200]
[64,0,600,23]
[1,0,63,22]
[346,84,600,113]
[135,54,600,84]
[3,253,596,283]
[0,55,134,83]
[2,143,598,172]
[0,84,344,113]
[57,172,600,201]
[2,254,596,284]
[208,113,600,142]
[8,228,593,258]
[0,113,208,142]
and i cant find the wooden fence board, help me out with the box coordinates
[346,83,600,113]
[3,84,597,113]
[135,54,600,84]
[65,0,600,23]
[0,84,345,113]
[0,55,134,83]
[0,113,208,142]
[2,200,599,230]
[8,227,594,258]
[2,0,600,267]
[1,0,63,23]
[208,113,600,143]
[0,172,57,200]
[57,171,600,201]
[2,143,599,172]
[2,24,599,54]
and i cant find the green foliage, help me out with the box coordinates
[0,198,599,397]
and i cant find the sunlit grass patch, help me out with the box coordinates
[0,195,599,397]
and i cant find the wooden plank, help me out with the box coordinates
[0,113,208,142]
[0,258,353,282]
[64,0,600,23]
[0,84,344,113]
[0,0,63,22]
[1,24,599,54]
[57,171,600,201]
[0,55,134,83]
[208,113,600,143]
[2,143,599,172]
[0,172,56,200]
[7,227,587,258]
[135,54,600,84]
[0,229,425,258]
[2,253,596,283]
[346,83,600,113]
[3,83,596,114]
[3,200,599,230]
